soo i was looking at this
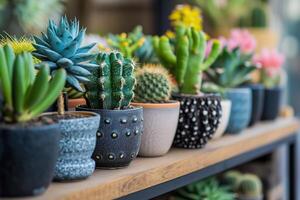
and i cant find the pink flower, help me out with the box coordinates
[224,29,257,54]
[253,49,285,77]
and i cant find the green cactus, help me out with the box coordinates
[32,16,97,92]
[153,25,221,94]
[237,174,263,198]
[251,6,267,28]
[107,26,145,59]
[134,64,172,103]
[221,170,243,191]
[84,51,135,110]
[64,86,85,99]
[0,44,66,123]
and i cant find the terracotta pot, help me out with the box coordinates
[131,101,180,157]
[68,98,86,110]
[212,100,231,139]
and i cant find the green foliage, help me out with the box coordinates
[33,16,97,92]
[153,25,221,94]
[135,35,158,64]
[134,64,172,103]
[172,177,235,200]
[64,87,84,99]
[205,48,257,90]
[84,51,135,110]
[251,6,267,28]
[0,44,66,123]
[221,170,243,191]
[237,174,263,198]
[107,26,145,59]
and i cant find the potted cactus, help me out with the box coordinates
[32,16,100,181]
[0,45,65,197]
[77,51,143,168]
[131,64,180,157]
[153,25,222,149]
[237,174,263,200]
[253,49,285,120]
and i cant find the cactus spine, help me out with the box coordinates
[84,51,135,110]
[134,64,172,103]
[153,25,221,94]
[237,174,262,198]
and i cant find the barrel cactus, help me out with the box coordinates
[84,51,135,110]
[222,170,243,191]
[32,16,97,92]
[134,64,172,103]
[153,25,221,94]
[237,174,263,198]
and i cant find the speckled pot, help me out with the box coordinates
[44,111,100,181]
[76,106,143,169]
[261,87,282,121]
[0,123,60,197]
[131,101,180,157]
[172,94,222,149]
[225,88,252,134]
[212,100,231,139]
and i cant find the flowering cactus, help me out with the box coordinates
[253,49,285,88]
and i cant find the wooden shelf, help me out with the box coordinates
[6,118,300,200]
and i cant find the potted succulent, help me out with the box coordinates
[0,45,65,197]
[77,51,143,169]
[253,49,285,120]
[237,174,263,200]
[221,170,243,192]
[131,64,180,157]
[153,25,222,149]
[32,16,100,181]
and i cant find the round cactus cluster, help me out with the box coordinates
[134,64,172,103]
[237,174,262,198]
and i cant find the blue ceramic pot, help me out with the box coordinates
[225,88,252,134]
[50,111,100,181]
[0,123,60,197]
[76,106,143,169]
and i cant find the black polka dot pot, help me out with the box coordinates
[76,106,143,169]
[172,94,222,149]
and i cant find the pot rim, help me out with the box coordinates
[172,93,221,99]
[264,86,283,91]
[131,100,180,109]
[68,98,86,108]
[226,87,251,93]
[0,120,59,130]
[76,105,143,113]
[42,111,100,122]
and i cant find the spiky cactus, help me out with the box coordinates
[153,25,221,94]
[84,51,135,110]
[222,170,243,191]
[32,16,97,92]
[64,87,84,99]
[237,174,263,198]
[134,64,172,103]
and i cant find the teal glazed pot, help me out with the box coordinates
[0,122,60,197]
[225,88,252,134]
[76,106,143,169]
[48,111,100,181]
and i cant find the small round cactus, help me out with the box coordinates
[237,174,263,198]
[222,170,243,191]
[134,64,172,103]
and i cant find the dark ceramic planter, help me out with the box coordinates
[171,94,222,149]
[238,196,263,200]
[76,106,143,169]
[261,87,282,121]
[0,123,60,197]
[246,84,264,126]
[44,111,100,181]
[225,88,252,134]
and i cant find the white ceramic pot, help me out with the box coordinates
[212,100,231,139]
[132,101,180,157]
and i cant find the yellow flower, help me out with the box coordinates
[169,4,203,31]
[165,30,175,39]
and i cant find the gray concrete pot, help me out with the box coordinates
[44,111,100,181]
[132,101,180,157]
[212,99,231,139]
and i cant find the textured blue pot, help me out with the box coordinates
[49,111,100,181]
[225,88,252,134]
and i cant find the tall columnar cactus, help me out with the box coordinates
[237,174,263,198]
[153,25,221,94]
[134,64,172,103]
[84,51,135,110]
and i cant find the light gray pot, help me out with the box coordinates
[132,101,180,157]
[213,99,231,139]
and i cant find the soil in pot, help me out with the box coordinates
[131,101,180,157]
[212,100,231,139]
[225,88,252,134]
[172,94,222,149]
[246,84,264,126]
[0,119,60,197]
[261,87,282,121]
[76,106,143,169]
[44,111,100,181]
